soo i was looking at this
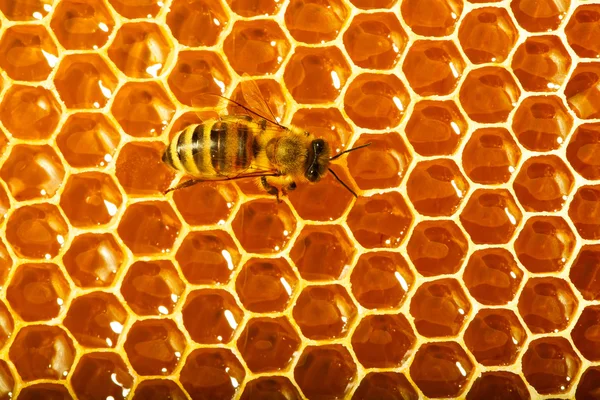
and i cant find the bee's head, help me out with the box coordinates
[304,139,331,182]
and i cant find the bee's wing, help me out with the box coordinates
[238,74,281,126]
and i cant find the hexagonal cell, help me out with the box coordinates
[237,316,301,373]
[59,172,122,228]
[173,181,238,226]
[111,82,176,137]
[290,107,354,158]
[410,342,473,398]
[511,0,569,32]
[466,372,530,400]
[462,128,521,185]
[405,100,468,157]
[565,62,600,119]
[124,319,186,376]
[50,0,114,50]
[464,308,526,366]
[0,0,53,20]
[458,8,518,64]
[0,25,58,81]
[54,54,118,109]
[353,372,418,400]
[401,0,462,36]
[182,289,243,344]
[518,277,578,334]
[514,216,576,273]
[167,50,231,107]
[352,314,416,368]
[63,233,124,288]
[410,278,471,337]
[227,0,282,16]
[176,230,240,285]
[567,123,600,180]
[0,240,13,290]
[9,325,75,381]
[133,380,187,400]
[7,263,70,322]
[292,284,356,340]
[284,46,350,105]
[350,251,414,310]
[223,20,290,76]
[240,377,301,400]
[403,40,465,96]
[571,305,600,361]
[570,245,600,301]
[167,0,229,47]
[344,73,410,130]
[577,367,600,400]
[116,142,175,195]
[294,345,356,400]
[459,67,521,123]
[512,36,572,92]
[56,113,121,169]
[0,85,61,140]
[117,201,181,255]
[407,220,468,277]
[1,144,65,201]
[512,95,573,152]
[0,300,13,349]
[231,199,296,254]
[347,132,412,191]
[121,260,185,316]
[460,189,522,244]
[513,155,574,212]
[108,22,172,79]
[286,0,349,44]
[522,337,580,395]
[70,352,134,400]
[180,348,245,400]
[290,225,355,281]
[566,5,600,58]
[343,12,406,69]
[108,0,163,18]
[63,292,128,348]
[228,78,288,124]
[347,192,413,249]
[569,185,600,240]
[0,361,14,400]
[407,159,470,217]
[17,383,73,400]
[463,248,524,306]
[235,257,298,313]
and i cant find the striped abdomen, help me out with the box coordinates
[163,120,254,178]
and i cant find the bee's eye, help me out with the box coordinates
[314,140,324,154]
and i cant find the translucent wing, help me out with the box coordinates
[238,74,281,126]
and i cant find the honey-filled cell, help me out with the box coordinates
[565,63,600,120]
[285,0,349,44]
[50,0,115,50]
[401,0,463,37]
[565,5,600,58]
[167,0,229,47]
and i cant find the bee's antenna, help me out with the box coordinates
[329,142,372,161]
[328,168,358,198]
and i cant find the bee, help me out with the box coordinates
[162,76,370,200]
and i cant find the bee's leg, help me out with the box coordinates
[261,176,281,202]
[164,179,202,194]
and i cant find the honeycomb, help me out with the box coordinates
[0,0,600,398]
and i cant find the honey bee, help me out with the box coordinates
[162,76,369,200]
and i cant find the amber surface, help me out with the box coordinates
[240,376,301,400]
[511,0,569,32]
[285,0,348,44]
[116,142,175,195]
[410,278,471,337]
[409,342,473,398]
[343,12,406,69]
[167,0,229,47]
[290,225,355,281]
[514,216,575,273]
[0,25,58,81]
[0,85,61,140]
[121,260,184,316]
[459,8,518,64]
[351,314,416,368]
[70,352,133,400]
[462,128,521,185]
[570,245,600,301]
[566,5,600,58]
[226,0,282,16]
[1,144,65,201]
[467,372,530,400]
[179,348,245,400]
[565,63,600,119]
[353,372,418,400]
[344,73,410,130]
[569,185,600,240]
[50,0,113,50]
[63,233,123,288]
[567,123,600,180]
[292,284,356,339]
[133,380,187,400]
[0,242,13,290]
[407,159,469,217]
[346,192,413,248]
[18,384,73,400]
[6,263,70,321]
[403,40,465,96]
[407,220,468,276]
[464,309,526,366]
[0,301,13,348]
[571,305,600,361]
[459,67,521,123]
[577,367,600,400]
[405,100,468,157]
[294,345,356,400]
[237,316,301,373]
[108,0,163,18]
[0,0,53,20]
[521,337,580,395]
[401,0,462,36]
[0,361,13,400]
[291,108,354,155]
